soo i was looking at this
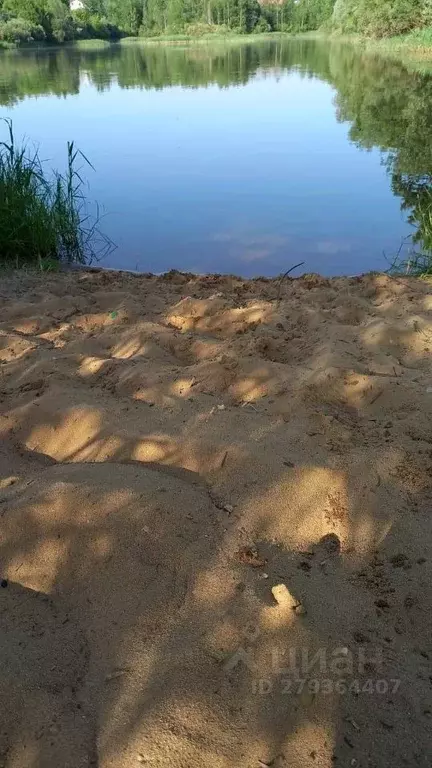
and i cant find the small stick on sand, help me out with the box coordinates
[369,388,384,405]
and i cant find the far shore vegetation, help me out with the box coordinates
[1,0,432,55]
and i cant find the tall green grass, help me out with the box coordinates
[72,39,112,49]
[0,119,113,269]
[378,26,432,50]
[389,189,432,277]
[391,249,432,277]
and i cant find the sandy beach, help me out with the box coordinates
[0,268,431,767]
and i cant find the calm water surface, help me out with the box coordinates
[1,39,430,275]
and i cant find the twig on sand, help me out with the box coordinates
[105,668,129,681]
[369,388,384,406]
[344,716,361,731]
[241,401,259,411]
[276,262,305,302]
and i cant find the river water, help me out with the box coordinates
[1,38,430,275]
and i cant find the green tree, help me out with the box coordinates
[106,0,142,33]
[332,0,426,37]
[3,0,74,39]
[3,0,50,27]
[0,15,46,40]
[146,0,169,31]
[46,0,74,41]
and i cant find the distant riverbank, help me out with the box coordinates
[0,30,301,52]
[3,28,432,65]
[329,28,432,69]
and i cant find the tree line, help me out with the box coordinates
[0,0,432,43]
[0,0,336,44]
[1,0,432,48]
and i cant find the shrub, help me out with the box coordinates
[254,16,272,32]
[183,22,220,36]
[72,8,121,38]
[0,17,46,43]
[332,0,426,38]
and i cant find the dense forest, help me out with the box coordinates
[0,0,333,43]
[1,0,432,44]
